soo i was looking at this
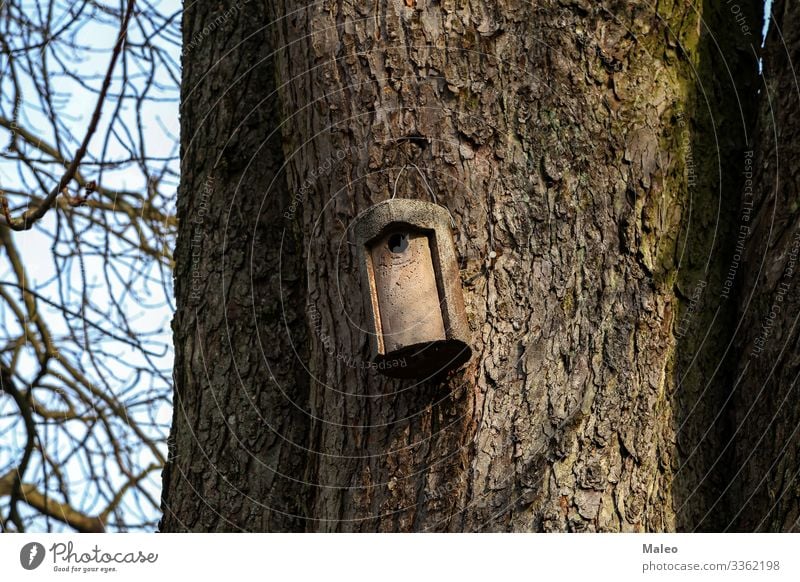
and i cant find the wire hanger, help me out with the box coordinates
[391,163,456,228]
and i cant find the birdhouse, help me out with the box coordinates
[353,198,471,379]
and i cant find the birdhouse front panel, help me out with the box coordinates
[368,229,446,354]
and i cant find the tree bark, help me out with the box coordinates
[162,0,763,532]
[159,1,311,531]
[726,0,800,532]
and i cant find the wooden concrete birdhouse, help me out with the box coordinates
[353,198,471,379]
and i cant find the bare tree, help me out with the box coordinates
[0,0,178,532]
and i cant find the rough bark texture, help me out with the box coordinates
[161,0,768,532]
[159,1,311,531]
[728,0,800,532]
[268,0,728,532]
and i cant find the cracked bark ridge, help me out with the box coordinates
[159,2,310,532]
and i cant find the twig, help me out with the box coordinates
[3,0,137,231]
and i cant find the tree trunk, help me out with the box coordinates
[159,1,311,531]
[161,0,761,532]
[726,0,800,533]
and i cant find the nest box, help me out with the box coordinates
[353,198,471,379]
